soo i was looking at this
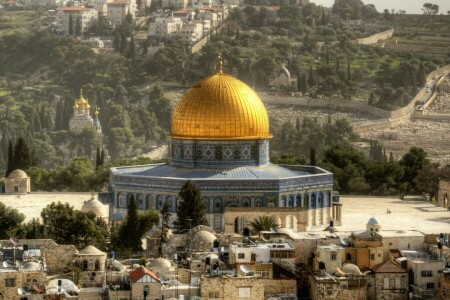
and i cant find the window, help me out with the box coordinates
[370,254,375,260]
[327,287,333,295]
[383,278,389,289]
[331,254,337,261]
[421,270,433,277]
[14,186,19,192]
[256,269,270,278]
[238,253,245,259]
[5,278,15,287]
[251,254,256,262]
[395,278,401,289]
[238,287,251,298]
[426,282,435,290]
[208,291,219,298]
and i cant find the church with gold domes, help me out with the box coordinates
[109,59,336,232]
[69,90,102,134]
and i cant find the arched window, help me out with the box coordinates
[118,192,124,207]
[82,260,88,271]
[95,260,100,271]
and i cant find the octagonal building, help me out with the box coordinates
[108,61,336,232]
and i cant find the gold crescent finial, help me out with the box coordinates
[218,51,223,74]
[80,88,83,98]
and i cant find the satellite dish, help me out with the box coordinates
[340,237,349,247]
[18,287,23,295]
[33,283,43,293]
[240,265,250,275]
[10,237,20,246]
[2,261,8,268]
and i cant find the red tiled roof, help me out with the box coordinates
[60,6,88,11]
[174,9,190,14]
[129,266,160,283]
[371,260,407,273]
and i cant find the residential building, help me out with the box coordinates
[438,179,450,210]
[401,250,445,298]
[201,276,265,300]
[175,22,203,43]
[148,15,183,39]
[22,0,58,7]
[162,0,188,9]
[371,260,408,300]
[129,266,161,300]
[315,244,345,275]
[56,6,98,35]
[107,1,131,27]
[310,264,367,300]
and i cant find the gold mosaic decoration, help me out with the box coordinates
[170,72,272,140]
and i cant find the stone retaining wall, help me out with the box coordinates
[354,29,394,45]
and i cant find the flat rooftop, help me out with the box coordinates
[336,196,450,234]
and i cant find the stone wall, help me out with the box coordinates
[191,36,209,54]
[0,270,46,300]
[374,272,408,300]
[200,276,265,299]
[354,29,394,45]
[263,279,297,297]
[438,180,450,209]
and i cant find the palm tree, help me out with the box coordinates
[249,215,279,239]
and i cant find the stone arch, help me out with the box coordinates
[317,192,323,208]
[203,196,210,213]
[82,260,88,271]
[242,197,251,207]
[311,193,317,209]
[126,193,134,206]
[95,260,100,271]
[136,193,145,210]
[234,217,241,234]
[117,192,125,207]
[156,195,165,210]
[285,214,298,231]
[146,194,153,210]
[214,197,222,213]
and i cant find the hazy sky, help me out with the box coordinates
[312,0,450,15]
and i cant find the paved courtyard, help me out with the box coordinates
[334,196,450,234]
[0,192,107,222]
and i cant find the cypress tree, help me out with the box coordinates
[347,59,351,81]
[96,147,101,170]
[310,148,317,166]
[308,66,316,87]
[75,16,81,36]
[389,152,394,162]
[6,140,14,177]
[100,148,105,166]
[113,33,120,52]
[14,137,31,171]
[128,36,136,59]
[296,116,301,131]
[336,56,340,72]
[120,33,128,54]
[122,194,141,250]
[68,14,73,36]
[417,63,426,86]
[299,73,308,94]
[175,181,208,233]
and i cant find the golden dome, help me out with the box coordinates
[170,73,272,140]
[75,89,90,108]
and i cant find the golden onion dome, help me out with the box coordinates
[75,89,90,108]
[170,72,272,140]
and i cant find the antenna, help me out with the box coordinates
[2,261,8,268]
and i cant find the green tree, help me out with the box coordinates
[68,14,74,35]
[118,194,140,250]
[0,202,25,239]
[14,137,32,171]
[116,195,159,251]
[249,215,279,236]
[75,16,81,36]
[17,218,45,239]
[422,3,439,15]
[158,201,171,257]
[310,148,317,166]
[41,202,109,249]
[299,73,308,94]
[175,181,208,233]
[6,140,14,176]
[399,147,430,193]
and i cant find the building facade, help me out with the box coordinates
[56,7,98,35]
[438,180,450,210]
[108,57,334,232]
